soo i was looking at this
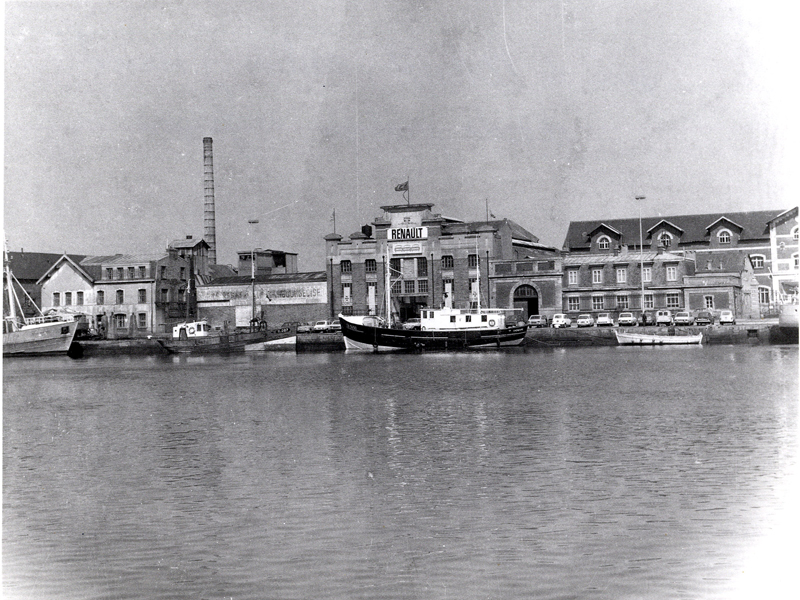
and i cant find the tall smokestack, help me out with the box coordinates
[203,137,217,265]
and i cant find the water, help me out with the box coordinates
[3,345,798,599]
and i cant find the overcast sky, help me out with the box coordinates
[4,0,796,270]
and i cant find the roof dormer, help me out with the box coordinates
[706,216,743,247]
[587,223,623,253]
[646,220,684,251]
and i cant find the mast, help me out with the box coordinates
[475,236,481,313]
[385,244,392,322]
[637,195,646,316]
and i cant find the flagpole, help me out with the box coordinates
[407,176,410,205]
[486,198,489,221]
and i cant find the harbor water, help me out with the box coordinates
[3,345,798,599]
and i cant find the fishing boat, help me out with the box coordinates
[3,255,79,356]
[156,320,296,354]
[615,330,702,345]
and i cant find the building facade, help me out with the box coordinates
[325,203,559,323]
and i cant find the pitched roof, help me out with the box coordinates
[563,209,784,250]
[169,238,209,250]
[441,218,540,244]
[7,251,86,281]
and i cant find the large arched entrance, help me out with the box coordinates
[514,285,539,320]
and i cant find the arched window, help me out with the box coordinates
[597,235,611,250]
[717,229,732,244]
[658,232,672,249]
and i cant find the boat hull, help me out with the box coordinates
[615,330,702,345]
[340,315,528,351]
[157,326,296,354]
[778,304,799,329]
[3,319,79,356]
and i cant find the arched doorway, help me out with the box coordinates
[514,285,539,320]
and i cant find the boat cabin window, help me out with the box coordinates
[450,316,456,323]
[465,315,472,323]
[481,315,488,322]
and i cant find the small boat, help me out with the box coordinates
[156,320,296,354]
[340,308,528,352]
[4,254,79,356]
[778,301,799,329]
[615,330,702,345]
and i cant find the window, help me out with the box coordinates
[567,296,580,311]
[161,288,169,303]
[96,290,104,305]
[138,289,147,303]
[117,267,124,279]
[391,280,402,294]
[106,268,113,280]
[597,236,611,250]
[704,295,715,309]
[592,295,604,310]
[758,287,771,304]
[792,226,799,241]
[417,279,429,294]
[53,292,60,307]
[76,291,84,305]
[417,257,428,276]
[138,313,147,329]
[341,305,354,316]
[616,295,629,309]
[404,280,415,294]
[139,266,146,278]
[750,255,765,269]
[178,288,186,302]
[340,260,352,274]
[794,253,799,269]
[666,265,678,281]
[666,293,681,308]
[718,229,731,244]
[160,266,167,278]
[128,267,135,279]
[468,254,478,268]
[567,270,578,285]
[441,255,454,269]
[643,293,654,309]
[442,279,453,302]
[342,283,352,303]
[365,259,376,273]
[592,268,603,284]
[642,266,652,282]
[64,292,72,305]
[616,267,627,283]
[658,232,672,249]
[116,290,124,304]
[180,267,186,280]
[389,258,401,275]
[114,314,127,329]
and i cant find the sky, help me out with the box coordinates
[3,0,797,271]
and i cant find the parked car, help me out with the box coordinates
[328,320,342,332]
[719,310,736,325]
[576,314,595,327]
[312,320,336,332]
[695,311,714,326]
[297,322,314,333]
[596,313,614,327]
[655,310,673,325]
[527,314,548,328]
[617,312,637,326]
[402,318,421,330]
[551,314,572,328]
[674,311,694,325]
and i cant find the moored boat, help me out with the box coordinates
[778,302,799,329]
[340,308,528,351]
[615,330,702,345]
[4,254,79,356]
[156,320,296,354]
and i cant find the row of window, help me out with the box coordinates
[53,288,185,306]
[102,266,186,280]
[566,265,678,285]
[341,255,482,275]
[566,292,683,311]
[112,313,149,329]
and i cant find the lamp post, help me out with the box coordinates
[248,219,259,329]
[636,196,646,323]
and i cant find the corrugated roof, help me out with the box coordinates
[169,238,209,249]
[80,253,169,265]
[563,251,689,265]
[563,209,784,250]
[205,271,327,286]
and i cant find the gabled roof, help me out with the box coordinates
[36,254,96,286]
[441,218,540,244]
[169,237,209,250]
[588,223,623,237]
[563,209,784,250]
[646,219,684,235]
[6,251,85,281]
[79,253,170,265]
[704,216,743,232]
[766,206,798,226]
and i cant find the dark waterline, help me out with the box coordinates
[3,345,798,599]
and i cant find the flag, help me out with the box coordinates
[330,209,335,221]
[490,212,496,219]
[394,181,408,192]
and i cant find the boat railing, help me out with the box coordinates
[23,314,75,325]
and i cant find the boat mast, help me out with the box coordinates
[475,236,481,313]
[4,244,20,330]
[385,243,392,323]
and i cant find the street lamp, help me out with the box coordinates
[248,219,259,329]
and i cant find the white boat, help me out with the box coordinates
[778,301,798,329]
[155,320,296,354]
[615,330,702,345]
[3,255,79,356]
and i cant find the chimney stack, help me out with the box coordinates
[203,137,217,265]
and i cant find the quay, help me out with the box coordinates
[67,322,796,357]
